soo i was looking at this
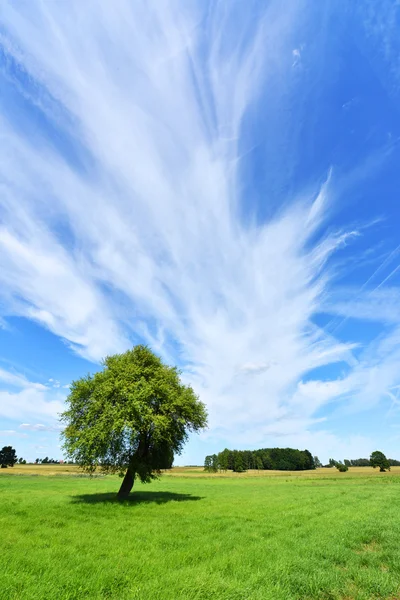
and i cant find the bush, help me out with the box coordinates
[336,463,348,472]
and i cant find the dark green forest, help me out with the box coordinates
[204,447,315,472]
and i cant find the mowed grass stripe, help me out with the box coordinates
[1,471,400,599]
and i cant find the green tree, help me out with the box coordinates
[61,345,208,499]
[211,454,218,473]
[313,456,322,468]
[233,451,245,473]
[335,462,348,472]
[255,456,263,470]
[204,455,212,472]
[0,446,17,468]
[203,454,218,473]
[218,448,230,471]
[370,450,390,472]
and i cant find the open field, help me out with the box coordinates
[2,468,400,599]
[3,463,400,478]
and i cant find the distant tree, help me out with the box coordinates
[42,457,49,464]
[18,457,26,464]
[233,451,246,473]
[350,458,370,467]
[0,446,17,468]
[344,459,351,467]
[210,447,317,472]
[210,454,218,472]
[255,456,263,470]
[313,456,323,468]
[204,455,218,473]
[370,450,390,472]
[35,458,40,464]
[336,462,348,472]
[204,455,212,471]
[243,450,254,470]
[328,458,337,468]
[218,448,230,471]
[61,346,207,499]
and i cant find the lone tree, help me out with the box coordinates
[0,446,17,468]
[204,454,218,473]
[61,346,208,499]
[335,461,349,472]
[370,450,390,472]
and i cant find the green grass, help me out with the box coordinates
[2,471,400,599]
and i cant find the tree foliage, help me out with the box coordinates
[335,462,349,472]
[0,446,17,468]
[313,456,323,468]
[344,457,400,467]
[370,450,390,472]
[61,345,207,498]
[204,447,315,472]
[203,454,218,473]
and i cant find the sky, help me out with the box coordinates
[1,0,400,465]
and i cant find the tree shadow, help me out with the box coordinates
[71,491,203,506]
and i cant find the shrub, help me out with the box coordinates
[336,463,348,472]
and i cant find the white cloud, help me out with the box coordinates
[0,386,64,422]
[0,367,65,423]
[292,48,301,67]
[0,368,46,391]
[323,287,400,325]
[0,429,28,439]
[47,379,61,388]
[0,1,399,453]
[19,423,63,432]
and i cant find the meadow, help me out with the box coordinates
[2,466,400,600]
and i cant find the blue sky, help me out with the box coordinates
[1,0,400,464]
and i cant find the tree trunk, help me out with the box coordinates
[117,467,135,499]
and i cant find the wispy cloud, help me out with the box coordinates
[0,368,46,391]
[0,429,27,439]
[0,367,65,422]
[0,1,399,451]
[19,423,63,432]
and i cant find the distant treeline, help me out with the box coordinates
[35,458,74,464]
[329,458,400,467]
[204,448,315,472]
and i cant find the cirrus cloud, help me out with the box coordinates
[0,0,400,458]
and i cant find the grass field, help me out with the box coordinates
[2,467,400,599]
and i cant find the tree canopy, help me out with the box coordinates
[204,447,315,472]
[0,446,17,468]
[61,345,207,498]
[370,450,390,472]
[335,462,349,472]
